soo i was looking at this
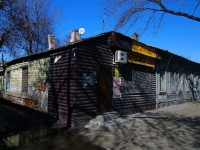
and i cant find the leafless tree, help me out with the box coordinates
[102,0,200,35]
[0,0,62,59]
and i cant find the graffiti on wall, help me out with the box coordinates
[170,73,200,101]
[54,55,62,63]
[82,72,97,88]
[159,99,187,108]
[159,70,200,104]
[186,75,200,101]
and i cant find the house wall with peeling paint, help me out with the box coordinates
[156,49,200,108]
[3,55,50,112]
[28,58,50,111]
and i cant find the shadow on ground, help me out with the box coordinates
[0,98,106,150]
[0,98,58,138]
[1,99,200,150]
[80,104,200,150]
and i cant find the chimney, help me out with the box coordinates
[132,33,139,41]
[70,29,81,43]
[48,34,55,50]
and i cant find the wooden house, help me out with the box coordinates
[156,49,200,108]
[2,31,199,127]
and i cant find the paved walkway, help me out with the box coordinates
[80,102,200,150]
[16,102,200,150]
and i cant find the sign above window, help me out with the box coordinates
[127,52,155,68]
[132,40,156,58]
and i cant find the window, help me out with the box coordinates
[160,71,166,91]
[22,67,28,94]
[170,72,178,91]
[178,73,184,91]
[6,71,10,91]
[132,70,151,93]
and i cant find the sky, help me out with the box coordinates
[52,0,200,63]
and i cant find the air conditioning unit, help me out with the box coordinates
[115,50,127,64]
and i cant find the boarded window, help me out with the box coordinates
[160,71,166,91]
[123,64,153,94]
[22,67,28,94]
[131,70,151,93]
[170,72,178,91]
[179,73,184,91]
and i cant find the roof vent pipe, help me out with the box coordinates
[70,29,81,43]
[48,34,55,50]
[132,33,139,41]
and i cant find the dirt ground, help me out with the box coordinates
[16,102,200,150]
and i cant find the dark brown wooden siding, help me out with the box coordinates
[22,67,28,94]
[108,32,156,113]
[108,32,132,51]
[48,48,76,126]
[73,34,113,126]
[113,63,156,113]
[48,31,157,127]
[156,49,200,73]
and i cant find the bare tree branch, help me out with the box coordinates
[193,0,200,15]
[141,10,156,36]
[0,0,63,59]
[103,0,200,35]
[154,0,200,21]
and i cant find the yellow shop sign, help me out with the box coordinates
[127,52,155,68]
[132,40,156,58]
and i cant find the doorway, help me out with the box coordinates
[6,72,10,91]
[22,67,28,94]
[98,66,112,113]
